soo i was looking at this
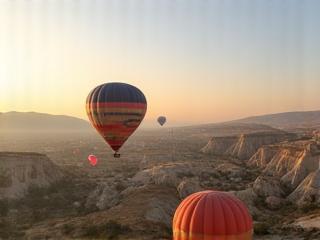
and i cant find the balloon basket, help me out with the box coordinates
[114,153,121,158]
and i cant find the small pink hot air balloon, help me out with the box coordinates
[88,154,98,166]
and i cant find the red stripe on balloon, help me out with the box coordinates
[87,102,147,109]
[107,140,125,145]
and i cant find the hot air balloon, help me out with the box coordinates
[157,116,166,126]
[173,190,253,240]
[86,82,147,158]
[88,154,98,166]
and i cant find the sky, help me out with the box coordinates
[0,0,319,126]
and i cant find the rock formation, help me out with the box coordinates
[288,169,320,206]
[253,176,284,198]
[248,146,280,168]
[0,152,63,199]
[85,183,120,210]
[131,162,198,188]
[248,139,320,209]
[201,136,238,156]
[292,214,320,231]
[176,177,202,199]
[201,132,296,160]
[313,130,320,142]
[250,141,320,190]
[230,188,261,217]
[265,196,285,210]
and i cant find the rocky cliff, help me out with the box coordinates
[249,141,320,189]
[0,152,63,199]
[248,140,320,207]
[201,132,296,160]
[313,130,320,141]
[288,169,320,206]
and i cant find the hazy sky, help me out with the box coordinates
[0,0,319,126]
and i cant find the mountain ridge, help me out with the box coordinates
[0,111,91,132]
[231,110,320,129]
[1,110,319,132]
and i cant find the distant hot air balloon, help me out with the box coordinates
[157,116,166,126]
[86,82,147,158]
[88,154,98,166]
[173,190,253,240]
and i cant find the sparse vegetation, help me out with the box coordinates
[1,116,320,239]
[62,223,74,235]
[105,220,131,239]
[299,203,319,213]
[277,201,297,215]
[254,222,270,235]
[83,221,131,239]
[177,172,195,178]
[115,182,126,192]
[253,196,266,209]
[0,199,9,216]
[0,171,12,188]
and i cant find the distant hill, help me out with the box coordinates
[0,111,91,132]
[1,110,319,133]
[232,110,320,129]
[173,122,281,138]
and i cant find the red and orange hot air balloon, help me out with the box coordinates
[86,82,147,158]
[173,190,253,240]
[88,154,98,166]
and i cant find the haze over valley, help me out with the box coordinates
[1,111,319,239]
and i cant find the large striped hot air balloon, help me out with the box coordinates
[86,82,147,158]
[173,190,253,240]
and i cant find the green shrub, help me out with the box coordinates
[254,222,270,235]
[115,182,126,192]
[62,224,74,235]
[253,196,266,209]
[0,174,12,188]
[105,220,130,239]
[84,225,100,237]
[300,203,319,213]
[83,221,131,239]
[0,199,9,216]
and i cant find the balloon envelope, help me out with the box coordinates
[157,116,166,126]
[88,155,98,166]
[173,190,253,240]
[86,82,147,152]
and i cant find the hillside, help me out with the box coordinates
[249,140,320,205]
[2,110,319,133]
[201,131,297,160]
[0,112,91,132]
[233,110,320,129]
[1,111,320,239]
[175,122,279,136]
[0,152,63,199]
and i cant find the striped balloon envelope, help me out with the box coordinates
[86,82,147,157]
[173,190,253,240]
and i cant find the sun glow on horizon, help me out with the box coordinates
[1,0,320,126]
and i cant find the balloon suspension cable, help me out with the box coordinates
[114,151,121,158]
